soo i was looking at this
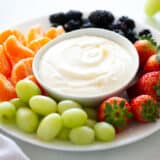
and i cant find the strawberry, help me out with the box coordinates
[137,71,160,101]
[134,36,158,67]
[143,54,160,73]
[98,97,132,132]
[130,95,159,123]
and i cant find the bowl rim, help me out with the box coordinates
[33,28,139,99]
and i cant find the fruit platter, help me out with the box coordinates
[0,10,160,151]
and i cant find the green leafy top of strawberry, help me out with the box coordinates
[153,72,160,99]
[142,100,159,122]
[104,101,132,129]
[138,35,160,51]
[153,83,160,97]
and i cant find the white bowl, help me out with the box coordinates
[33,28,139,107]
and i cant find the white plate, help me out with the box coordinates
[0,15,160,152]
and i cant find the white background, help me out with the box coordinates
[1,0,160,159]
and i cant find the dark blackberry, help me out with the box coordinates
[125,30,138,43]
[89,10,115,27]
[49,12,66,25]
[107,22,120,30]
[139,29,152,37]
[66,10,82,21]
[82,18,91,24]
[64,20,82,32]
[81,18,95,28]
[117,16,135,30]
[113,29,125,36]
[81,22,95,28]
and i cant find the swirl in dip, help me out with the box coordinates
[38,35,135,97]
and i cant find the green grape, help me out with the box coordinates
[83,107,97,120]
[0,102,16,123]
[37,113,63,141]
[16,107,39,133]
[16,80,41,103]
[86,119,96,128]
[57,127,70,141]
[10,98,28,109]
[69,126,95,145]
[145,0,160,16]
[94,122,115,142]
[62,108,87,128]
[58,100,82,114]
[29,95,57,116]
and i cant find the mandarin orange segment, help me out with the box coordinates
[45,27,57,39]
[28,37,50,52]
[0,73,16,101]
[4,35,34,66]
[0,29,27,45]
[56,26,65,35]
[12,29,27,46]
[27,24,44,43]
[0,29,12,45]
[0,45,11,77]
[45,26,65,40]
[10,57,33,85]
[25,75,38,84]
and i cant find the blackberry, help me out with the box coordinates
[107,22,120,30]
[81,22,95,28]
[49,12,66,25]
[66,10,82,21]
[82,18,90,24]
[113,29,125,36]
[139,29,152,37]
[89,10,115,27]
[81,18,95,28]
[64,20,82,32]
[125,30,138,43]
[117,16,135,30]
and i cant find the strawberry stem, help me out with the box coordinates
[142,100,159,122]
[138,35,160,51]
[153,72,160,100]
[104,101,132,129]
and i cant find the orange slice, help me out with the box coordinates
[27,24,44,43]
[56,26,65,35]
[45,27,57,39]
[28,37,50,52]
[0,73,16,101]
[4,35,34,66]
[0,45,11,77]
[10,57,33,85]
[0,29,26,45]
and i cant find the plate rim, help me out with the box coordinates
[1,122,160,152]
[1,14,160,152]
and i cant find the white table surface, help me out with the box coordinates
[1,0,160,159]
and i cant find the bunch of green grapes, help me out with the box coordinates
[0,79,115,145]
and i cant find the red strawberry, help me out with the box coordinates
[134,36,158,67]
[143,54,160,73]
[137,71,160,101]
[98,97,132,132]
[130,95,159,123]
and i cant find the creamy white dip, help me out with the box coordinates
[39,35,135,96]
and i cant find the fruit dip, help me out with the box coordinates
[38,35,135,97]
